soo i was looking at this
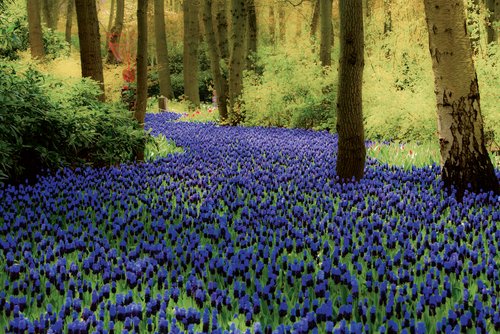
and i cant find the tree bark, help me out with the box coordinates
[65,0,74,47]
[228,0,246,124]
[107,0,115,32]
[269,4,276,44]
[424,0,499,199]
[486,0,498,44]
[278,5,286,43]
[383,0,392,34]
[106,0,124,64]
[246,0,257,67]
[215,0,229,61]
[135,0,148,161]
[27,0,45,59]
[203,0,228,122]
[154,0,174,100]
[75,0,105,101]
[41,0,57,30]
[183,0,201,106]
[310,0,319,38]
[336,0,366,181]
[320,0,332,66]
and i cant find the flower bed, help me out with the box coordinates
[0,112,498,333]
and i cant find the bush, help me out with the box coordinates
[0,61,147,184]
[241,42,336,130]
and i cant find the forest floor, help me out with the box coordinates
[1,112,498,333]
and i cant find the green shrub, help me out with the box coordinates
[0,61,147,184]
[241,42,336,130]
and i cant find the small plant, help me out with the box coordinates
[367,140,440,169]
[145,134,183,161]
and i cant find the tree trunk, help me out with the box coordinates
[310,0,319,38]
[336,0,365,181]
[269,5,276,44]
[215,0,229,61]
[27,0,45,59]
[65,0,74,47]
[295,9,302,40]
[423,0,499,199]
[246,0,257,67]
[107,0,115,32]
[106,0,124,64]
[41,0,57,30]
[183,0,201,106]
[278,5,286,43]
[203,0,228,122]
[228,0,246,124]
[320,0,332,66]
[154,0,174,100]
[383,0,392,34]
[486,0,498,44]
[135,0,148,161]
[75,0,105,101]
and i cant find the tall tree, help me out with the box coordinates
[203,0,228,122]
[486,0,498,44]
[27,0,45,59]
[41,0,57,30]
[154,0,174,100]
[228,0,246,124]
[183,0,201,106]
[424,0,499,199]
[278,4,286,43]
[310,0,320,38]
[106,0,124,64]
[75,0,105,101]
[215,0,229,61]
[320,0,333,66]
[246,0,257,67]
[65,0,74,47]
[383,0,392,34]
[336,0,365,181]
[107,0,115,32]
[135,0,148,161]
[268,4,276,44]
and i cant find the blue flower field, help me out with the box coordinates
[0,112,499,333]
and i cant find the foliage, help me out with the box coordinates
[144,134,184,161]
[241,42,337,130]
[367,140,440,170]
[1,112,498,333]
[0,1,68,60]
[0,61,147,184]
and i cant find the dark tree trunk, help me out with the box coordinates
[27,0,45,59]
[106,0,124,64]
[65,0,74,47]
[424,0,499,199]
[75,0,105,101]
[336,0,366,181]
[203,0,228,122]
[320,0,333,66]
[215,0,229,61]
[135,0,148,161]
[310,0,319,38]
[107,0,115,32]
[41,0,57,30]
[183,0,201,106]
[154,0,174,100]
[246,0,257,67]
[228,0,246,124]
[278,5,286,43]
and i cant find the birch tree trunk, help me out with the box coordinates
[106,0,124,64]
[135,0,148,161]
[336,0,366,181]
[424,0,499,199]
[228,0,246,124]
[183,0,201,106]
[320,0,332,66]
[27,0,45,59]
[203,0,228,122]
[75,0,105,101]
[154,0,174,100]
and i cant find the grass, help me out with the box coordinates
[145,134,184,161]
